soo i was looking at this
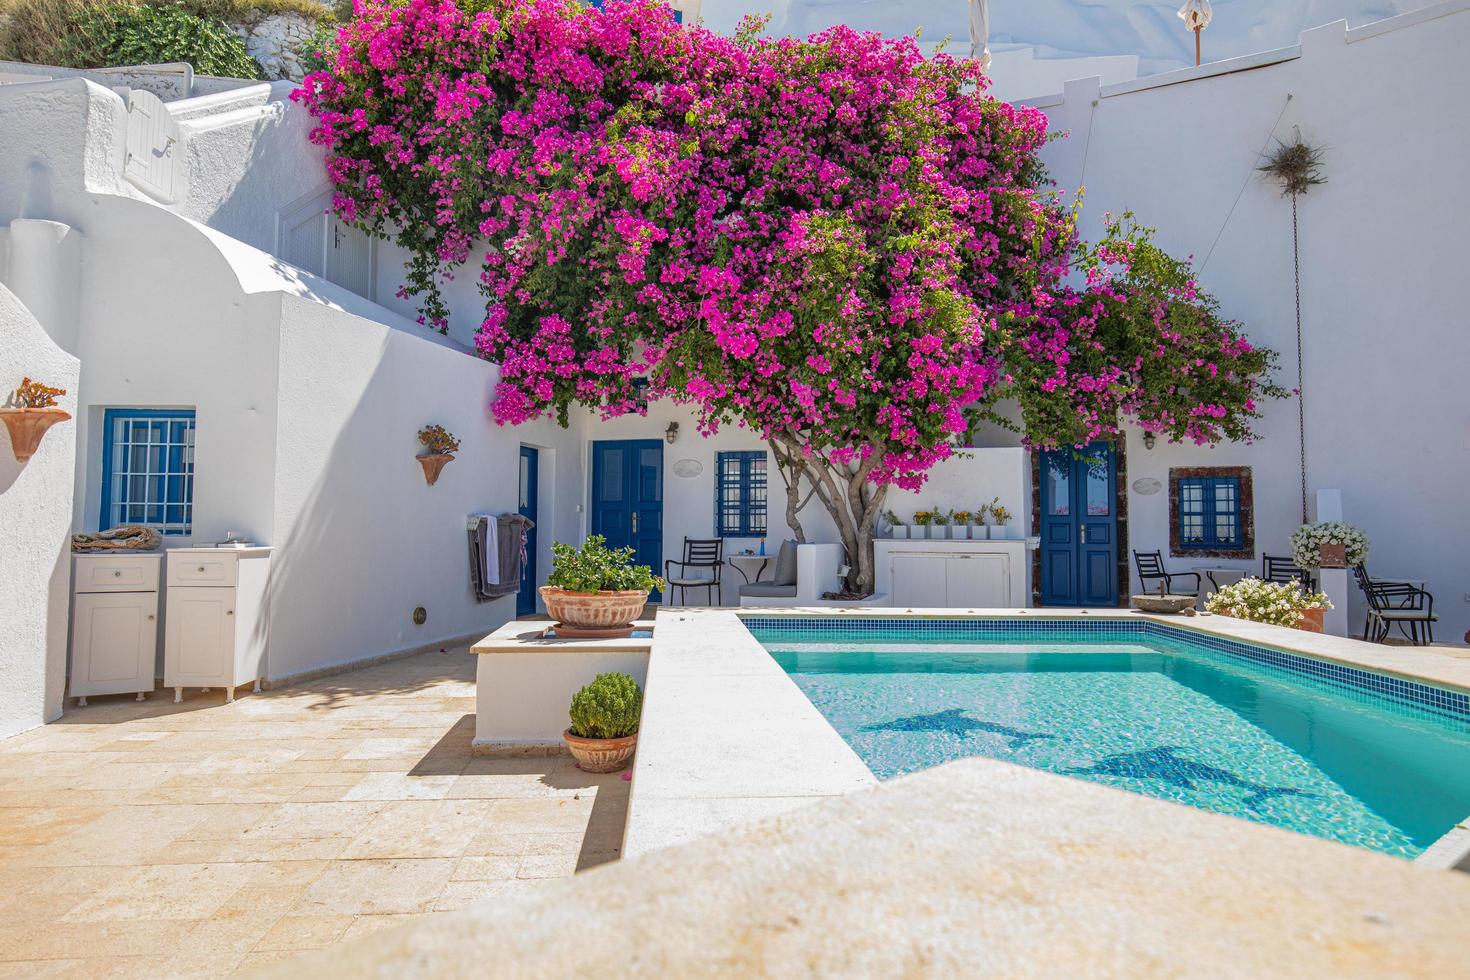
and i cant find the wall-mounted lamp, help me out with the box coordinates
[1142,430,1157,451]
[665,421,679,445]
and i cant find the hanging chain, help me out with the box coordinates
[1292,193,1308,524]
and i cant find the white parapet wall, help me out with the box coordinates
[472,619,653,752]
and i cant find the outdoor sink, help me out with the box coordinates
[1131,594,1197,614]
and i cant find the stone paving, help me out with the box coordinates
[0,645,629,977]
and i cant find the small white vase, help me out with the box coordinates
[892,526,910,539]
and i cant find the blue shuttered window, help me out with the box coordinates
[100,409,196,535]
[1177,475,1242,550]
[715,450,767,537]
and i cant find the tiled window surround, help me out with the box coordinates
[741,617,1470,726]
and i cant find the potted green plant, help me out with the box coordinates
[990,503,1013,540]
[951,510,973,540]
[416,424,460,485]
[931,507,952,540]
[1,377,70,462]
[563,672,642,773]
[973,499,997,539]
[1290,522,1368,571]
[883,509,909,539]
[1205,577,1332,632]
[912,508,934,539]
[539,535,664,637]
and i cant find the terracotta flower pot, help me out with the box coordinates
[563,728,637,773]
[1296,607,1326,633]
[0,407,70,462]
[1317,543,1348,568]
[539,586,647,635]
[417,452,454,486]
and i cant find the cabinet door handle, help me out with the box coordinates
[226,610,234,616]
[113,571,122,577]
[146,614,155,621]
[197,566,206,572]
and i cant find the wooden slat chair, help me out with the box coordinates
[664,538,724,606]
[1353,564,1437,645]
[1133,550,1201,596]
[1262,554,1315,591]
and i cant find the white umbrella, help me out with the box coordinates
[1178,0,1213,65]
[969,0,991,69]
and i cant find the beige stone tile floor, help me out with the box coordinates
[0,644,629,978]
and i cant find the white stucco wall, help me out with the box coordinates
[1034,2,1470,638]
[0,79,132,229]
[0,282,80,737]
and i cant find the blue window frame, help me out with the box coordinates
[1176,475,1242,551]
[715,450,767,537]
[100,409,196,535]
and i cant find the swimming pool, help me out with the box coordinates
[745,617,1470,859]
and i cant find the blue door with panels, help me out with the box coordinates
[1039,442,1119,606]
[591,440,663,601]
[517,446,539,617]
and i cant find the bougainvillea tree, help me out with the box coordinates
[296,0,1282,594]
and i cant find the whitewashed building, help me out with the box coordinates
[0,1,1465,739]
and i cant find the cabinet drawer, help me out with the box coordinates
[73,554,160,593]
[168,554,238,587]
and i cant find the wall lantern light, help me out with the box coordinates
[1143,430,1157,451]
[665,421,680,445]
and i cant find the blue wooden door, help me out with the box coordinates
[517,446,540,617]
[1039,442,1119,606]
[591,440,663,600]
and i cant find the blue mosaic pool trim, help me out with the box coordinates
[740,616,1470,723]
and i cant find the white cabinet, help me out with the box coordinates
[163,547,271,703]
[877,540,1029,609]
[69,554,161,704]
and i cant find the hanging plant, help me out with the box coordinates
[1259,133,1325,524]
[1258,138,1327,197]
[1,376,71,462]
[416,424,459,485]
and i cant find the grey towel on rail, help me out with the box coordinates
[469,514,534,602]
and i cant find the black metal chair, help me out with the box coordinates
[1133,550,1201,596]
[664,538,724,606]
[1262,553,1314,590]
[1353,564,1437,644]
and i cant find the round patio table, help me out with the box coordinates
[1193,566,1248,593]
[728,553,771,586]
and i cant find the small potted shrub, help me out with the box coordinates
[883,509,909,539]
[416,424,460,485]
[1205,577,1332,632]
[952,510,973,540]
[912,509,934,539]
[931,507,952,539]
[1,377,70,462]
[564,672,642,773]
[991,503,1013,540]
[540,535,664,637]
[1290,522,1368,570]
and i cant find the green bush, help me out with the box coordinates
[546,534,664,594]
[48,2,263,78]
[568,672,642,740]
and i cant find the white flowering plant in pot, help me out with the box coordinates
[1290,522,1369,569]
[1205,577,1331,629]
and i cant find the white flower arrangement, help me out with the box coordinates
[1290,521,1369,569]
[1204,576,1331,628]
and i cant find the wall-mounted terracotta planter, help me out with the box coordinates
[417,452,454,486]
[0,407,71,462]
[1317,543,1348,568]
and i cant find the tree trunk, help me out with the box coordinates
[769,435,889,596]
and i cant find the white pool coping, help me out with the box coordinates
[625,605,1470,867]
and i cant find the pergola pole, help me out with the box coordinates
[1194,27,1201,66]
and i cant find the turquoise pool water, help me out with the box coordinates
[750,622,1470,858]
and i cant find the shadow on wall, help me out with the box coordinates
[258,297,536,682]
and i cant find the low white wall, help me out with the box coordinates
[0,282,80,737]
[1033,3,1470,638]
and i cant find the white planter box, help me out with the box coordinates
[891,526,911,539]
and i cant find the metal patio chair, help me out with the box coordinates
[664,538,724,606]
[1353,564,1437,645]
[1133,550,1201,596]
[1262,553,1315,590]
